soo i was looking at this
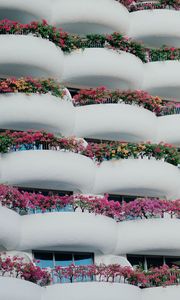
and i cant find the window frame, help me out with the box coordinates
[33,250,94,269]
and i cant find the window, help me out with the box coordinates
[33,251,94,269]
[33,251,94,283]
[67,87,80,97]
[17,187,73,197]
[127,254,180,270]
[108,194,138,203]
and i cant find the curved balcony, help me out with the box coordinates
[74,104,180,144]
[115,218,180,254]
[62,48,143,89]
[0,277,180,300]
[0,206,20,250]
[0,0,50,23]
[74,104,157,141]
[142,61,180,100]
[0,278,141,300]
[0,150,179,198]
[1,93,180,144]
[129,10,180,47]
[157,115,180,146]
[143,285,180,300]
[93,159,180,199]
[52,0,129,35]
[0,35,64,78]
[0,151,95,193]
[0,93,74,135]
[45,282,141,300]
[1,205,180,254]
[19,212,117,252]
[0,277,42,300]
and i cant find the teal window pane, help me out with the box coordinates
[74,254,93,266]
[55,253,73,267]
[34,252,54,268]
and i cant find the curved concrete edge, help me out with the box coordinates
[93,159,180,199]
[0,35,64,78]
[1,207,180,254]
[0,152,180,197]
[0,277,180,300]
[0,93,75,135]
[0,92,179,145]
[115,218,180,254]
[129,10,180,47]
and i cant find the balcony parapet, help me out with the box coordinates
[0,131,179,197]
[0,277,180,300]
[0,21,179,99]
[1,208,180,255]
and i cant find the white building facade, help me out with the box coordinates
[0,0,180,299]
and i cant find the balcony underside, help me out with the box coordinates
[0,1,180,49]
[0,93,74,135]
[0,35,63,78]
[0,152,179,198]
[0,278,180,300]
[1,206,180,255]
[129,10,180,48]
[1,94,180,145]
[0,37,180,100]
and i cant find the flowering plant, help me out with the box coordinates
[0,77,66,98]
[83,141,180,166]
[0,254,51,286]
[0,130,85,154]
[53,263,180,287]
[73,87,175,115]
[1,256,180,288]
[0,19,80,53]
[115,0,180,11]
[0,19,179,62]
[0,131,179,166]
[1,185,180,221]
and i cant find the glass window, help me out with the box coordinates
[33,251,94,269]
[127,254,144,268]
[55,253,73,267]
[165,257,180,267]
[146,256,164,269]
[34,252,54,268]
[109,194,138,203]
[74,253,93,266]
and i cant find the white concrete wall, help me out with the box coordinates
[1,207,180,254]
[62,49,144,90]
[1,93,180,145]
[0,93,74,135]
[0,35,64,78]
[0,94,180,146]
[0,1,179,48]
[129,10,180,47]
[74,104,158,142]
[1,277,180,300]
[0,35,180,98]
[93,159,180,199]
[52,0,129,34]
[0,152,180,198]
[115,219,180,254]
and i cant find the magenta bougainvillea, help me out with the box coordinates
[1,185,180,220]
[1,255,180,288]
[54,263,180,287]
[73,87,176,115]
[0,255,51,286]
[0,131,179,165]
[0,19,179,62]
[115,0,180,10]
